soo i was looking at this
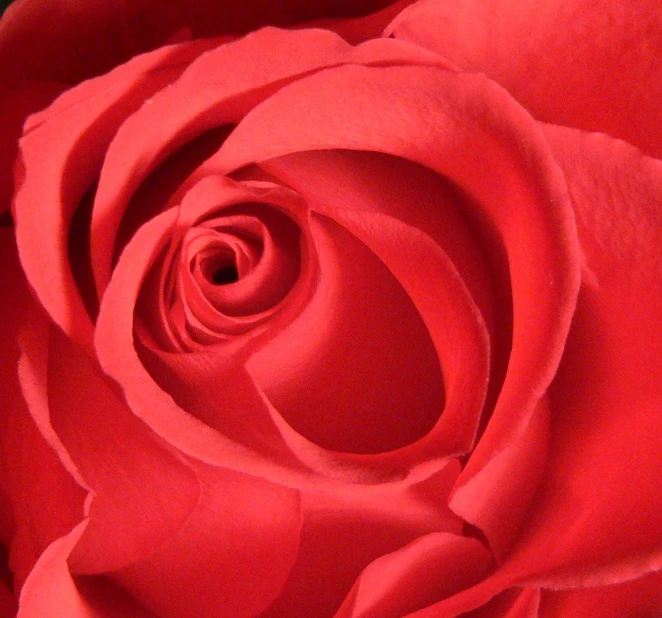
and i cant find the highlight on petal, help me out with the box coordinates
[386,0,662,158]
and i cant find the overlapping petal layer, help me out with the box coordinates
[387,0,662,158]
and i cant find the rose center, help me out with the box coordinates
[211,263,239,285]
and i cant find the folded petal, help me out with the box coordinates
[263,461,463,617]
[0,229,87,591]
[111,461,302,618]
[387,0,662,158]
[334,532,494,618]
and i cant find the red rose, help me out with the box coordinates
[1,1,661,617]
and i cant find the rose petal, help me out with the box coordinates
[463,588,539,618]
[248,211,449,454]
[13,38,215,351]
[89,28,453,298]
[17,522,154,618]
[260,150,495,346]
[333,532,494,618]
[111,461,302,618]
[0,80,64,214]
[0,0,402,83]
[386,0,662,158]
[0,230,87,591]
[448,396,550,561]
[256,150,492,457]
[539,569,662,617]
[211,62,580,506]
[39,325,199,575]
[263,460,463,617]
[36,324,304,618]
[485,126,662,588]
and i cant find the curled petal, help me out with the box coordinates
[333,532,494,618]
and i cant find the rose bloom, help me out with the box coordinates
[0,0,661,616]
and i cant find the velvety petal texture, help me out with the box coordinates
[1,1,660,616]
[387,0,662,158]
[488,126,662,587]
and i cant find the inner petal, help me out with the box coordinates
[247,213,444,454]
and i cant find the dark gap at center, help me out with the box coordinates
[212,264,239,285]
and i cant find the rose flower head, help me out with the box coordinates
[0,0,661,617]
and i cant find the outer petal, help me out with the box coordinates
[387,0,662,158]
[0,80,64,214]
[487,126,662,587]
[13,38,214,350]
[38,325,303,618]
[0,229,87,591]
[0,0,405,83]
